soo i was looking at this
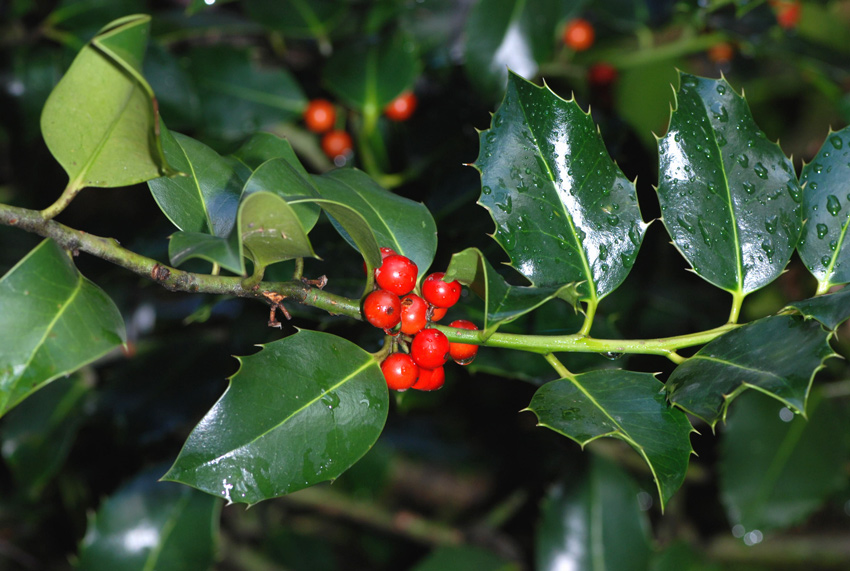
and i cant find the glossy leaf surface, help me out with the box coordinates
[444,247,581,338]
[314,169,437,273]
[657,73,802,294]
[239,191,318,270]
[0,374,89,497]
[666,315,833,426]
[324,32,420,110]
[244,157,321,233]
[78,466,219,571]
[41,15,174,190]
[784,285,850,330]
[798,126,850,288]
[168,231,244,276]
[527,370,693,509]
[230,132,304,176]
[163,330,388,504]
[536,456,652,571]
[0,240,125,416]
[243,0,346,39]
[720,391,848,533]
[148,129,242,236]
[475,72,647,301]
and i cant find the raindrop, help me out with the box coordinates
[826,195,841,216]
[677,215,696,234]
[561,407,580,420]
[698,220,712,246]
[753,163,768,179]
[822,255,832,267]
[830,135,843,149]
[716,132,727,147]
[786,182,802,203]
[711,102,728,122]
[761,239,774,261]
[812,163,823,174]
[810,182,819,191]
[607,214,620,226]
[716,83,727,95]
[482,186,492,195]
[742,181,755,194]
[737,154,749,167]
[765,215,778,234]
[599,244,609,260]
[816,224,828,239]
[707,182,719,195]
[497,195,513,213]
[600,352,623,360]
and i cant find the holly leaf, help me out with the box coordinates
[243,0,347,40]
[475,72,647,302]
[168,231,244,276]
[230,132,303,176]
[78,466,220,570]
[784,285,850,330]
[797,126,850,289]
[244,157,321,233]
[444,247,581,338]
[0,240,126,416]
[41,14,176,191]
[666,315,834,427]
[536,456,653,571]
[526,370,694,510]
[239,191,318,271]
[148,129,242,237]
[162,330,388,504]
[313,168,437,273]
[657,73,802,296]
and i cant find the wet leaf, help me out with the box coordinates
[148,129,242,236]
[0,240,125,416]
[313,169,437,273]
[239,191,318,271]
[657,73,802,295]
[475,72,647,302]
[162,330,388,504]
[720,390,849,532]
[41,15,175,191]
[797,126,850,289]
[78,466,219,571]
[784,285,850,330]
[536,456,652,571]
[526,370,693,509]
[666,315,834,426]
[444,247,581,338]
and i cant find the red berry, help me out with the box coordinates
[412,365,445,391]
[375,254,418,295]
[707,42,734,64]
[363,247,399,276]
[363,289,401,329]
[381,353,419,391]
[772,0,800,29]
[304,99,336,133]
[588,62,618,86]
[384,91,418,122]
[422,272,462,308]
[400,294,429,336]
[410,328,450,369]
[563,18,595,51]
[322,130,353,159]
[429,306,448,322]
[448,320,479,365]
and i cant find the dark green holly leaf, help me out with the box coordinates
[0,374,89,498]
[536,456,653,571]
[78,466,220,571]
[244,157,321,233]
[41,15,175,192]
[148,129,242,236]
[444,247,581,338]
[666,315,834,427]
[230,132,303,174]
[526,370,693,509]
[719,390,849,533]
[464,0,585,99]
[475,72,647,301]
[168,231,244,276]
[187,45,306,141]
[657,73,802,296]
[0,240,126,416]
[163,330,388,504]
[313,169,437,273]
[324,32,420,111]
[143,41,201,133]
[239,191,318,271]
[798,126,850,289]
[784,285,850,330]
[243,0,347,41]
[299,199,382,271]
[411,546,518,571]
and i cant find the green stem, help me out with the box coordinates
[815,280,832,296]
[728,289,745,324]
[543,353,575,380]
[579,297,598,336]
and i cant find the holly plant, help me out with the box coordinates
[1,1,850,570]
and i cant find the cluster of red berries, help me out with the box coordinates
[362,247,479,392]
[302,92,419,162]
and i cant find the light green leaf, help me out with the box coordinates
[444,247,581,338]
[536,456,653,571]
[527,370,694,509]
[798,126,850,289]
[657,73,802,295]
[0,240,126,416]
[162,330,388,504]
[78,466,220,571]
[313,168,437,273]
[239,191,318,271]
[244,157,321,233]
[41,14,175,191]
[666,315,834,427]
[475,72,647,301]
